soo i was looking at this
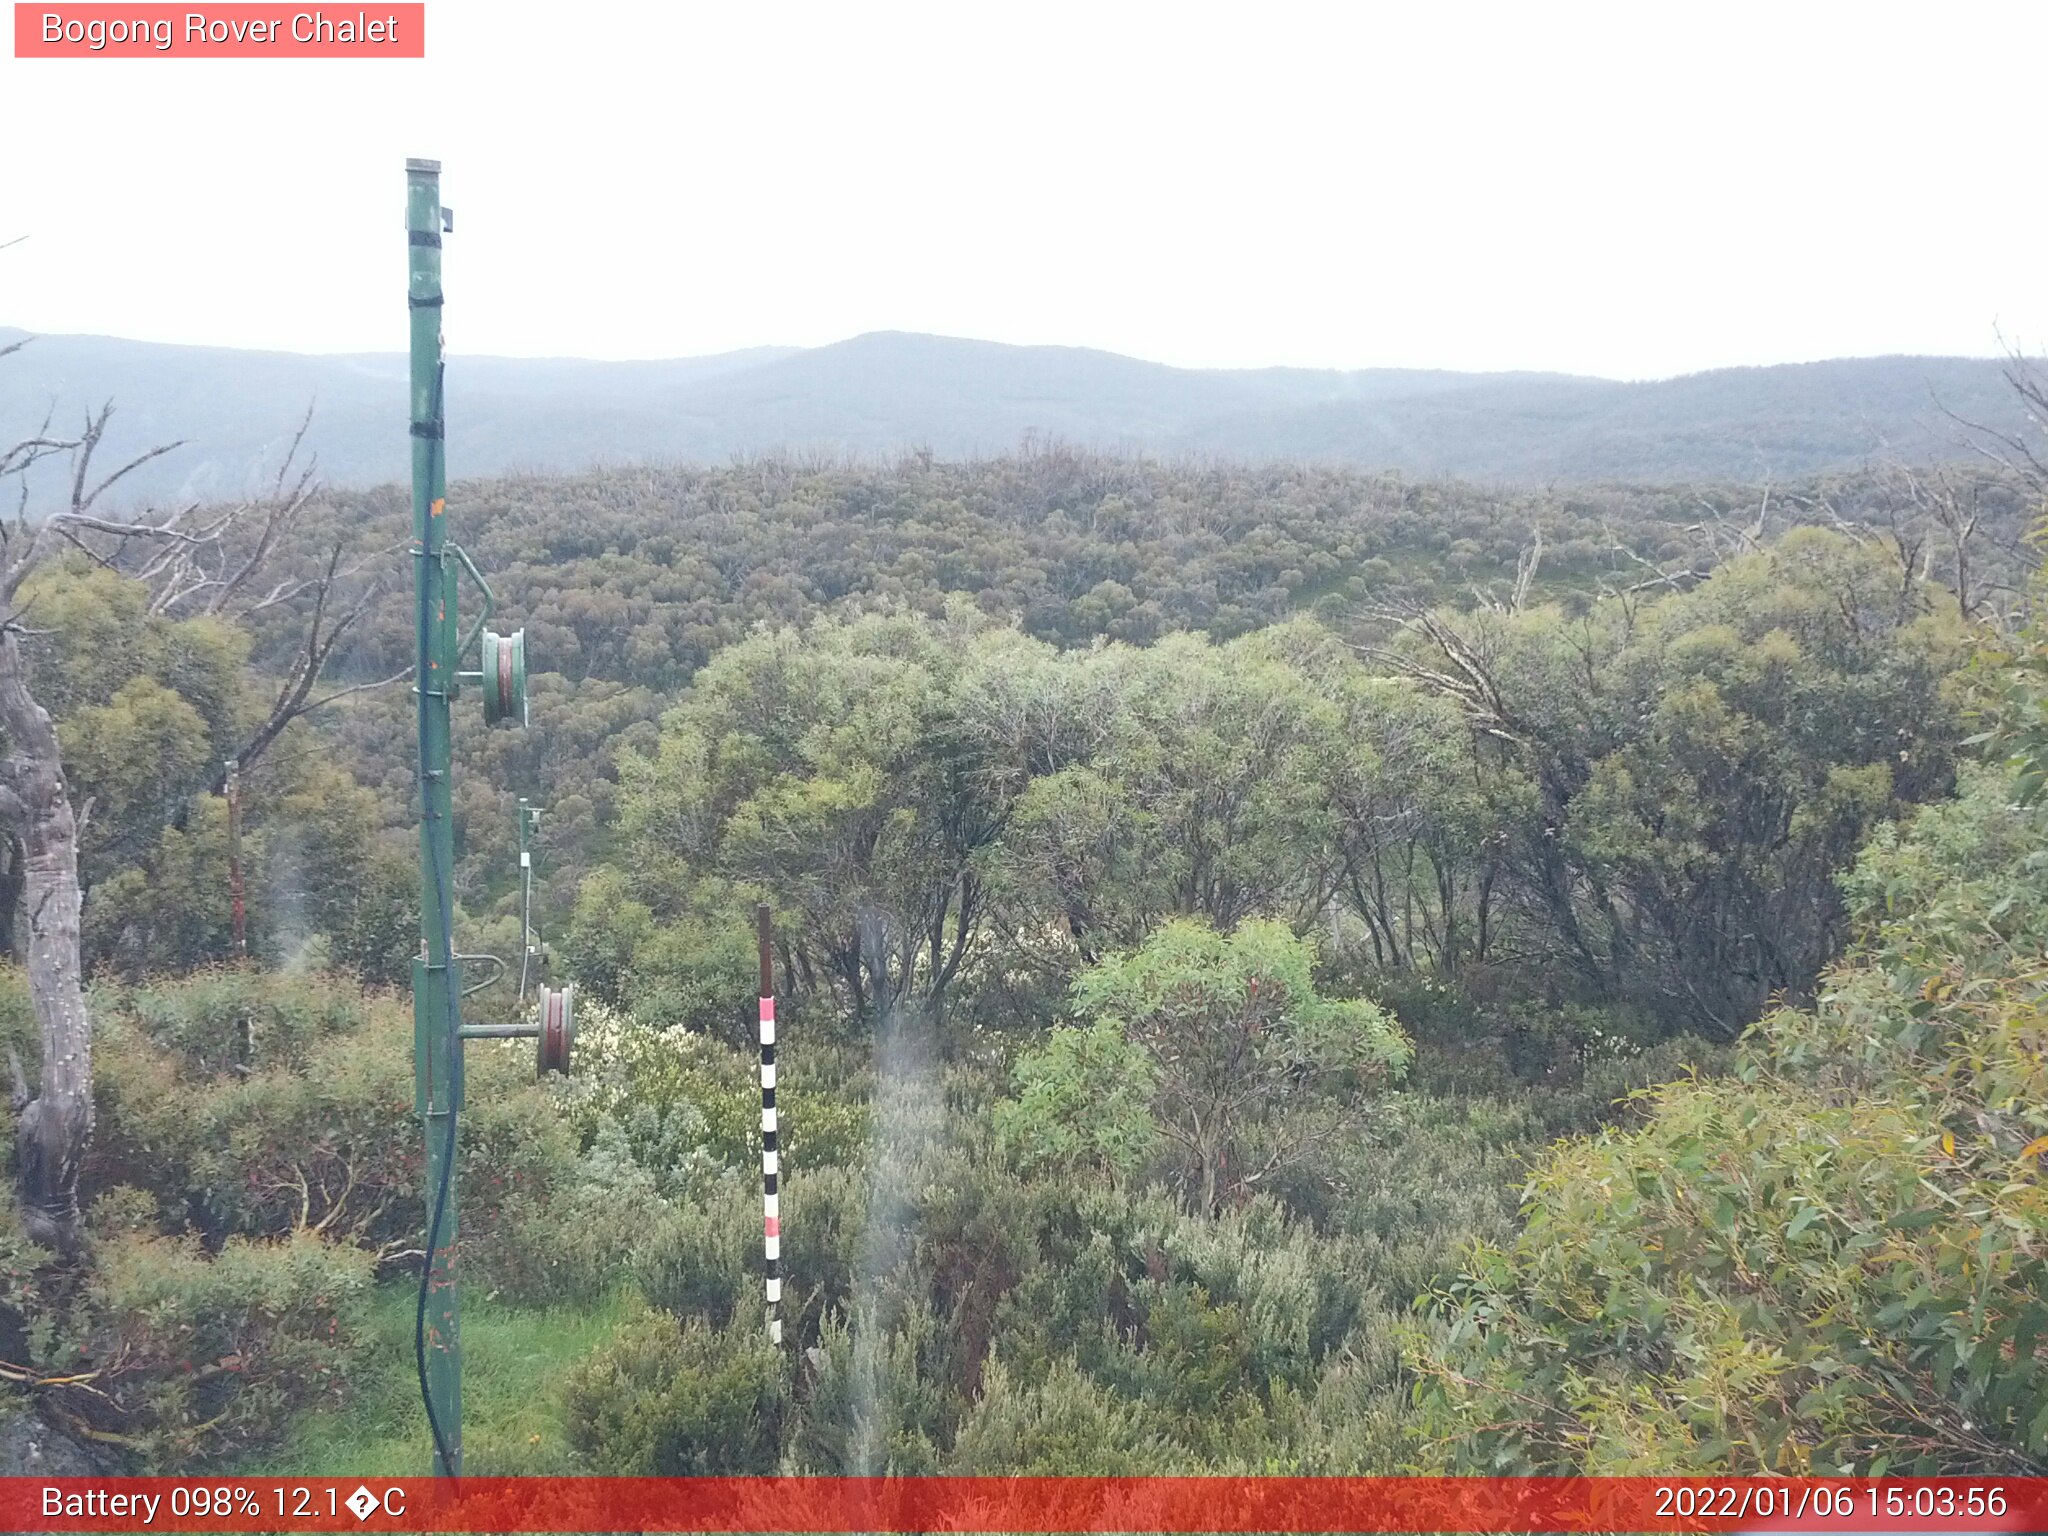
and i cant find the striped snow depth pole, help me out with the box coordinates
[757,903,781,1345]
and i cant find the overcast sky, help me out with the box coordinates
[3,1,2042,380]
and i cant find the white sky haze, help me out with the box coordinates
[2,0,2041,379]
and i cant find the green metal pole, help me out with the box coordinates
[407,155,462,1479]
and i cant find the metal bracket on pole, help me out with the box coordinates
[447,542,496,661]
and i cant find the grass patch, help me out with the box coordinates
[263,1281,635,1475]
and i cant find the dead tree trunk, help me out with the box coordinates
[0,626,89,1255]
[0,388,214,1253]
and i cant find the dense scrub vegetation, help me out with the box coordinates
[1412,759,2048,1473]
[282,452,2031,691]
[0,446,2039,1476]
[211,451,2029,985]
[586,532,1966,1046]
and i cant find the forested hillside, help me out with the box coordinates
[2,326,2033,506]
[0,437,2042,1477]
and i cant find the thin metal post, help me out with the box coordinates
[407,155,462,1479]
[758,904,781,1345]
[518,798,537,1000]
[224,758,246,957]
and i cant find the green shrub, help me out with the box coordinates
[1409,764,2048,1474]
[1136,1283,1254,1415]
[89,973,578,1263]
[565,997,875,1179]
[776,1165,872,1333]
[895,1155,1035,1397]
[992,1019,1157,1186]
[950,1356,1181,1473]
[87,1231,373,1468]
[87,1185,159,1240]
[0,968,38,1085]
[319,844,417,990]
[623,911,762,1054]
[470,1181,641,1310]
[1159,1197,1320,1393]
[589,1100,722,1202]
[1074,917,1410,1213]
[88,985,418,1249]
[119,967,368,1077]
[630,1178,753,1325]
[1300,1350,1413,1474]
[563,1310,782,1473]
[791,1304,946,1474]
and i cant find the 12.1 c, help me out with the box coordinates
[271,1486,411,1518]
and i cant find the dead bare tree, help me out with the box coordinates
[1894,338,2048,625]
[1473,525,1546,616]
[1589,487,1774,612]
[202,536,409,796]
[1935,340,2048,492]
[1865,461,2000,620]
[0,367,400,1255]
[0,397,199,1253]
[60,406,410,801]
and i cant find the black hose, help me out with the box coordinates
[416,1057,459,1476]
[413,356,460,1481]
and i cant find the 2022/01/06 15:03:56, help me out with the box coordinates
[1684,1479,2018,1527]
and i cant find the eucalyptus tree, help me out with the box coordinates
[1070,917,1410,1215]
[984,629,1350,962]
[1368,530,1969,1035]
[617,604,1042,1031]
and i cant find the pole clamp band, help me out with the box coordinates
[410,422,444,440]
[408,230,442,248]
[409,293,445,309]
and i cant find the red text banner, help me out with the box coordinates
[1,1476,2043,1533]
[13,4,424,57]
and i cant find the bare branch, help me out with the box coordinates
[0,437,75,479]
[75,438,187,519]
[208,403,319,616]
[55,510,211,544]
[298,665,414,716]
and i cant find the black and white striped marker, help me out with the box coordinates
[757,904,781,1346]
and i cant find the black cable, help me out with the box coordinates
[413,355,461,1481]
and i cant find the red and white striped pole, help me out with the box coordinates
[757,904,781,1346]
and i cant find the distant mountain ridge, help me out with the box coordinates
[0,326,2024,507]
